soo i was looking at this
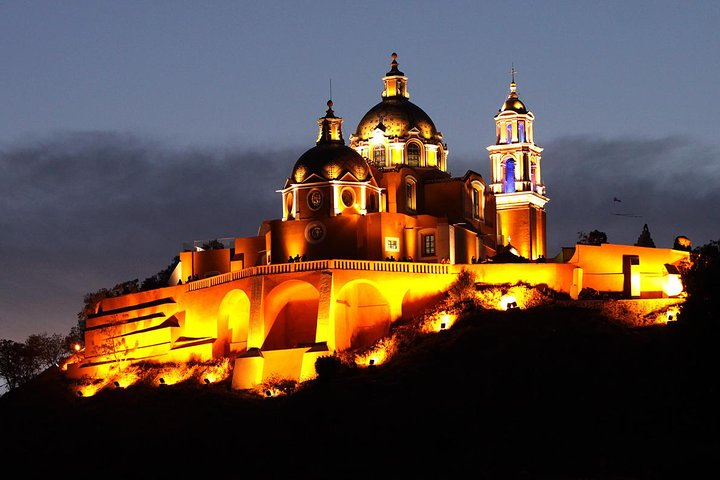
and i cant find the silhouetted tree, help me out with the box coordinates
[578,230,608,245]
[680,239,720,328]
[141,255,180,290]
[635,224,656,247]
[0,333,67,392]
[202,239,225,250]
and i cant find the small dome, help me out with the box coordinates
[500,94,528,114]
[355,98,439,141]
[291,143,372,184]
[499,80,528,114]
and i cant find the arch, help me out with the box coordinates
[334,280,391,351]
[217,289,251,356]
[407,142,421,166]
[373,144,386,166]
[503,158,516,193]
[471,180,485,221]
[405,175,417,211]
[367,190,378,213]
[284,191,294,220]
[263,280,319,351]
[437,146,445,171]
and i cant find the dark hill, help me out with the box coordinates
[2,304,718,479]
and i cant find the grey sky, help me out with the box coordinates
[1,1,719,341]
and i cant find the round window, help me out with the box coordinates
[341,188,355,208]
[305,221,326,243]
[308,190,322,210]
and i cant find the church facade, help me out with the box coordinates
[65,54,688,389]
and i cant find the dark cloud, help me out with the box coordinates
[1,132,718,342]
[0,131,299,341]
[542,135,719,253]
[452,134,719,255]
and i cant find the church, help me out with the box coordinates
[65,54,688,390]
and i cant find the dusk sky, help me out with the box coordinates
[1,1,719,342]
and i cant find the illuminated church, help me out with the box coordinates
[66,54,688,389]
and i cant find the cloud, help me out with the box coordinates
[453,134,719,254]
[2,132,718,342]
[541,135,719,253]
[0,131,299,341]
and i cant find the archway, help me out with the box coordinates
[263,280,319,351]
[216,289,251,356]
[334,280,391,351]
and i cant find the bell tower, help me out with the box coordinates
[487,67,549,259]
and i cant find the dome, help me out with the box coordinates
[291,143,372,184]
[290,100,375,184]
[499,79,528,114]
[354,98,440,141]
[500,93,528,114]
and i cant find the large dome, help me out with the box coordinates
[354,97,440,141]
[291,143,372,184]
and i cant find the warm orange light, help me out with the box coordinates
[500,294,518,311]
[422,311,457,333]
[74,343,81,352]
[664,275,684,297]
[355,337,397,367]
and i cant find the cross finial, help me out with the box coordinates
[510,63,516,84]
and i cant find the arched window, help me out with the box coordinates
[373,145,386,166]
[504,159,516,193]
[518,121,525,143]
[471,181,485,221]
[407,143,421,166]
[405,177,417,211]
[506,123,513,144]
[367,192,377,212]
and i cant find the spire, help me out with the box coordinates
[386,52,404,76]
[317,100,344,145]
[382,52,409,99]
[510,63,517,94]
[499,64,527,114]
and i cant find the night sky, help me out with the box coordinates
[1,1,719,342]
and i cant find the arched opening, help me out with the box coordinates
[407,143,421,166]
[471,180,485,221]
[373,145,386,166]
[504,159,516,193]
[367,191,378,212]
[263,281,319,351]
[405,176,417,211]
[334,281,391,351]
[217,289,251,356]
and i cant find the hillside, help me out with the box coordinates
[1,302,717,479]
